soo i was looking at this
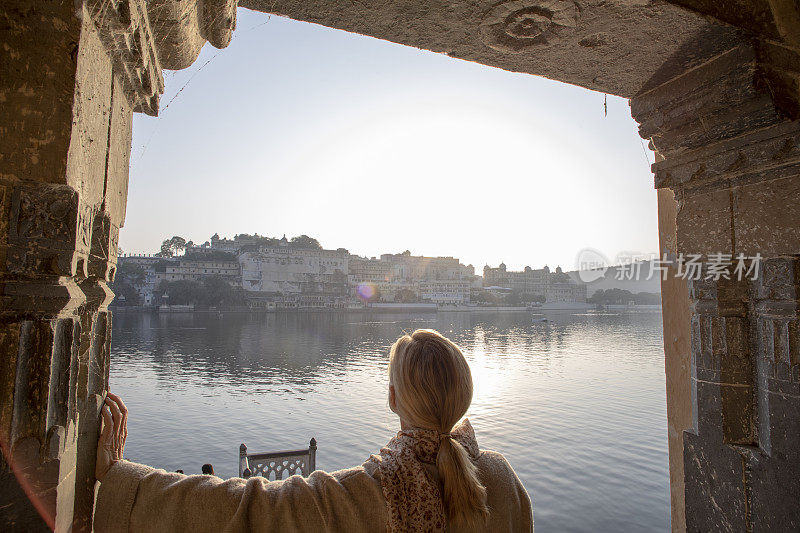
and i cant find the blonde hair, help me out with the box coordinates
[388,329,489,528]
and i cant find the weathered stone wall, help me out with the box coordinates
[632,42,800,531]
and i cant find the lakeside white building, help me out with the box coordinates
[164,254,240,284]
[420,279,471,304]
[348,256,391,284]
[239,236,349,296]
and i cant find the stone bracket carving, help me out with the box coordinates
[147,0,238,71]
[632,44,800,201]
[754,40,800,121]
[632,46,780,155]
[87,0,165,115]
[87,0,240,114]
[654,121,800,198]
[202,0,239,49]
[6,182,93,279]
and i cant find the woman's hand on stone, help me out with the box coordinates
[96,392,128,482]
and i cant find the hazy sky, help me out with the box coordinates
[123,8,658,271]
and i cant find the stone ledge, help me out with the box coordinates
[652,121,800,193]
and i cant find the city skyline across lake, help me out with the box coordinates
[115,229,661,311]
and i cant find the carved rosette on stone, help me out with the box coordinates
[632,42,800,530]
[480,0,580,53]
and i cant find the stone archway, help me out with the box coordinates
[1,1,798,531]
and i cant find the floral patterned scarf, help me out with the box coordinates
[369,419,480,532]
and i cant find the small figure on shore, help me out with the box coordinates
[175,470,184,474]
[202,464,215,475]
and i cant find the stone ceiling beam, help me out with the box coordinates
[96,1,798,119]
[239,0,744,98]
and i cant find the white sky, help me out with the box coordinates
[122,8,658,271]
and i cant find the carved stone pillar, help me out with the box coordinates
[632,42,800,531]
[1,0,239,528]
[0,1,151,530]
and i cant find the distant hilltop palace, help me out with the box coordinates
[116,233,587,309]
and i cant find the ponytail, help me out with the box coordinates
[389,329,490,529]
[436,435,489,528]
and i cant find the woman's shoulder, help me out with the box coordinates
[475,449,531,498]
[476,448,515,470]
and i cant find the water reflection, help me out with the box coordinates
[111,310,668,532]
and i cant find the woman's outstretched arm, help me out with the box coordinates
[93,394,386,533]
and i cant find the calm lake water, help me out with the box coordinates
[110,310,669,532]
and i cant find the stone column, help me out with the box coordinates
[655,187,693,532]
[0,1,159,530]
[632,43,800,531]
[0,0,241,527]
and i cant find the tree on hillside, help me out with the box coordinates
[257,236,280,247]
[588,289,660,305]
[473,290,501,305]
[290,235,322,249]
[633,292,661,305]
[156,236,187,257]
[157,277,245,307]
[111,281,141,306]
[110,262,146,306]
[329,270,349,295]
